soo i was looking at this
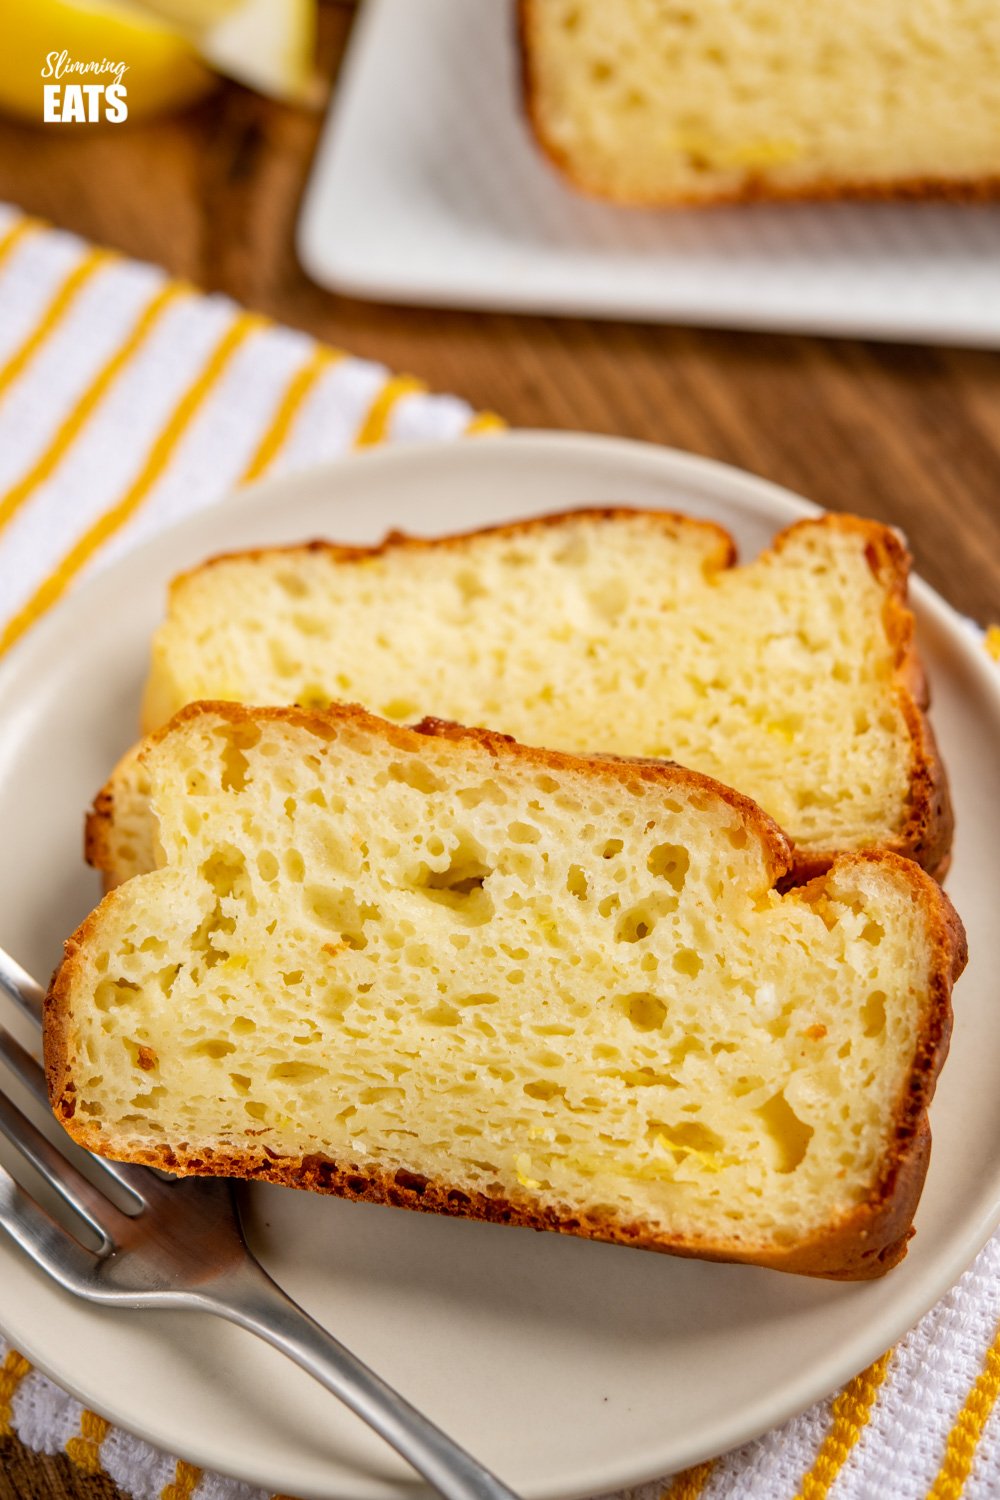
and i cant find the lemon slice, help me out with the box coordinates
[0,0,320,123]
[1,0,214,122]
[197,0,322,108]
[143,0,322,105]
[138,0,242,25]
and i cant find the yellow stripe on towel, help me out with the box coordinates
[661,1459,716,1500]
[0,1348,31,1436]
[927,1325,1000,1500]
[0,216,41,270]
[464,410,507,436]
[65,1406,110,1476]
[161,1459,203,1499]
[354,373,426,447]
[0,311,264,660]
[793,1351,892,1500]
[0,279,190,540]
[0,245,116,404]
[240,344,342,485]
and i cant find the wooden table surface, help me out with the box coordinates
[0,4,998,1498]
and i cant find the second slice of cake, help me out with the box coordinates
[128,510,951,883]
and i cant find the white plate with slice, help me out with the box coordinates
[298,0,1000,345]
[0,433,998,1499]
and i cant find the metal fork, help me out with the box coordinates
[0,945,518,1500]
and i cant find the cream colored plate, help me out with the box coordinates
[0,434,998,1500]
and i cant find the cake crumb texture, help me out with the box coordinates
[520,0,1000,204]
[49,701,965,1279]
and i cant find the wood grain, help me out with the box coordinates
[0,4,997,1497]
[0,1442,121,1500]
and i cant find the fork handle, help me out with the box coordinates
[0,947,44,1022]
[206,1260,520,1500]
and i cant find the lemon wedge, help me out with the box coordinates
[149,0,321,105]
[202,0,320,106]
[0,0,320,124]
[2,0,213,122]
[138,0,242,25]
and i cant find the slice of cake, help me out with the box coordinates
[49,702,965,1279]
[125,510,951,885]
[519,0,1000,205]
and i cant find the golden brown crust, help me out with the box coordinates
[171,505,737,592]
[32,1124,928,1280]
[89,695,794,886]
[84,688,793,888]
[84,781,116,886]
[83,742,154,896]
[49,704,966,1281]
[45,932,81,1137]
[516,4,1000,210]
[530,148,1000,211]
[142,506,953,886]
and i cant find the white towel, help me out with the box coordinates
[0,203,998,1500]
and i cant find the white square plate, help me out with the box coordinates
[298,0,1000,344]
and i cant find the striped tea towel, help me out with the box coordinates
[0,203,999,1500]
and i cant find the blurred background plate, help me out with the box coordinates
[298,0,1000,344]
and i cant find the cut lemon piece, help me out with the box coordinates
[0,0,214,123]
[137,0,242,26]
[0,0,320,124]
[198,0,322,107]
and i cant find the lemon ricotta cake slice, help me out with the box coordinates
[50,702,965,1279]
[122,510,951,886]
[519,0,1000,205]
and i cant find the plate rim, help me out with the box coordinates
[1,430,998,1498]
